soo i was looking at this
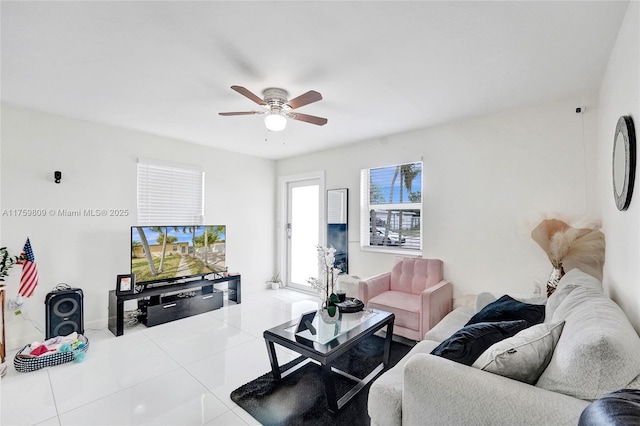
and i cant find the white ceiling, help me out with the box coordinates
[1,1,629,160]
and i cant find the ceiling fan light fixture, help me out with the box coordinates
[220,85,327,130]
[264,111,287,132]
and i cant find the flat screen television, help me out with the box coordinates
[131,225,226,286]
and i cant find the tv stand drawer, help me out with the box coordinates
[189,291,223,316]
[144,298,186,326]
[141,290,223,327]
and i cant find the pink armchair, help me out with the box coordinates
[358,257,452,341]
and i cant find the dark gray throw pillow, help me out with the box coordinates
[466,294,545,327]
[430,320,528,366]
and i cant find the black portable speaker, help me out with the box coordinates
[45,288,84,339]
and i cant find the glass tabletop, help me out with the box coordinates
[284,309,380,344]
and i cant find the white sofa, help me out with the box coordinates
[368,269,640,426]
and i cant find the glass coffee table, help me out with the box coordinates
[263,308,395,413]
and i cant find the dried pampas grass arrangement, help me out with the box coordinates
[531,218,605,296]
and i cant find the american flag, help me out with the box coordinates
[18,238,39,298]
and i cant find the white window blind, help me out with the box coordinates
[360,161,422,252]
[137,159,204,225]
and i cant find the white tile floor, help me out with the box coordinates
[0,289,321,426]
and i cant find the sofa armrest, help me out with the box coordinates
[420,280,453,334]
[358,272,390,304]
[403,354,589,426]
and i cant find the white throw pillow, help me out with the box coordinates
[472,321,565,385]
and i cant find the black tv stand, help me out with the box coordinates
[108,274,240,336]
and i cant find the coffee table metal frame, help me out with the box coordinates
[263,308,395,413]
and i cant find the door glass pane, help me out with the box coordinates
[290,184,319,286]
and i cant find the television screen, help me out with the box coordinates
[131,225,226,285]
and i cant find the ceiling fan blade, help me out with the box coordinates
[230,85,266,106]
[218,111,261,116]
[286,90,322,109]
[288,112,328,126]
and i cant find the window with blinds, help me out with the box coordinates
[137,159,204,225]
[360,161,422,252]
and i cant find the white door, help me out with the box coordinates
[286,178,321,291]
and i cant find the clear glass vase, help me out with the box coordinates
[319,300,340,324]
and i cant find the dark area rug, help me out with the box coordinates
[230,335,413,426]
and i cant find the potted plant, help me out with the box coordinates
[267,272,281,290]
[0,246,20,282]
[307,245,341,320]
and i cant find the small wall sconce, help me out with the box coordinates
[54,171,62,184]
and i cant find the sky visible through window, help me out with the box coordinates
[370,163,422,204]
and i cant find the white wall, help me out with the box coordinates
[278,96,598,298]
[598,1,640,332]
[0,104,276,349]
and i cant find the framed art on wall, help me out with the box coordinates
[327,188,348,274]
[116,274,135,295]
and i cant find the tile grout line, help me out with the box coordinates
[46,368,62,425]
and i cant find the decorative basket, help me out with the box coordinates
[14,335,89,373]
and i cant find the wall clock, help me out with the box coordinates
[613,115,636,211]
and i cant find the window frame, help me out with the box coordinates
[360,161,423,254]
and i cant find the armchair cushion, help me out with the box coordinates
[368,291,420,330]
